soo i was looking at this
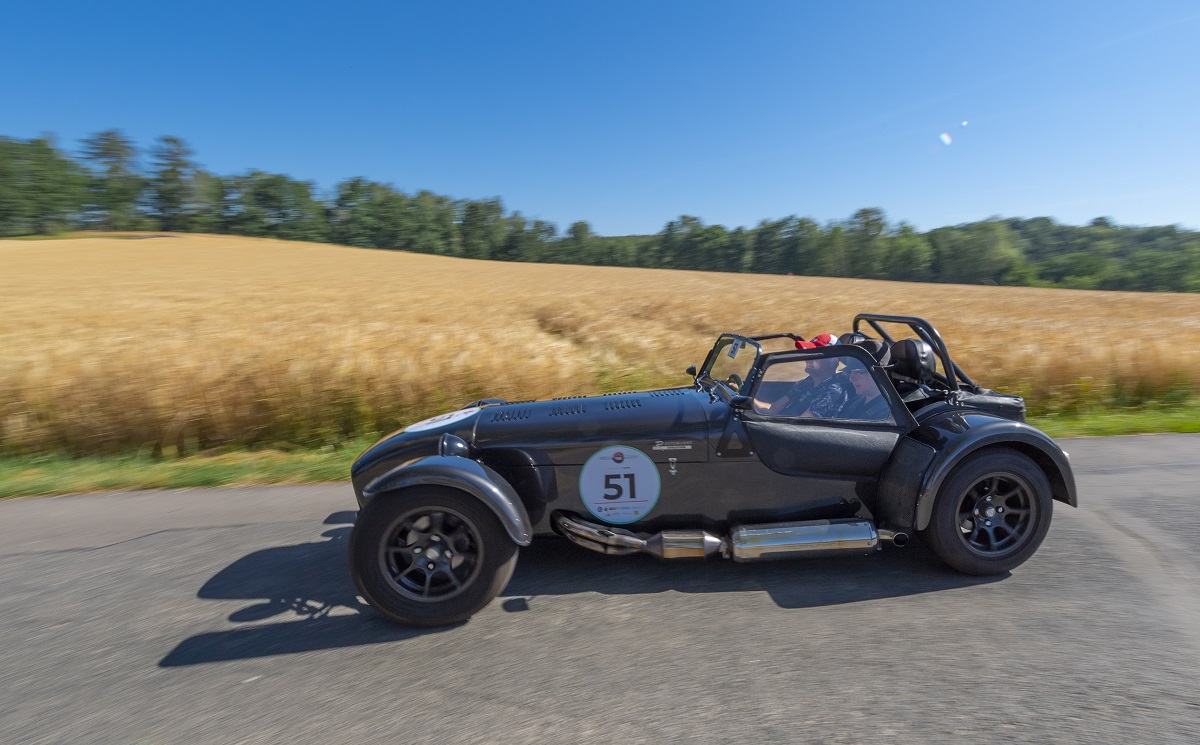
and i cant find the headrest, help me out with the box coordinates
[838,332,870,346]
[855,339,891,367]
[890,339,935,382]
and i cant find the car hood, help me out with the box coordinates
[472,387,712,465]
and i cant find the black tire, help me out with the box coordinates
[349,486,518,626]
[922,448,1053,576]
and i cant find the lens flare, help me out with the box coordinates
[939,132,952,146]
[961,120,969,127]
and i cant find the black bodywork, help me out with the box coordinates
[351,314,1078,546]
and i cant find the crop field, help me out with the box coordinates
[3,234,1200,456]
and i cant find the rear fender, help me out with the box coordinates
[911,415,1078,531]
[362,455,533,545]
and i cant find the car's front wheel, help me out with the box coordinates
[922,448,1053,575]
[349,486,518,626]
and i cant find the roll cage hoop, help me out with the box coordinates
[852,313,978,393]
[697,315,979,399]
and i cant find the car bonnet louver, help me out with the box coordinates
[490,408,533,422]
[548,402,587,416]
[602,398,642,411]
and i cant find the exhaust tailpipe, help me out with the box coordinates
[877,528,909,548]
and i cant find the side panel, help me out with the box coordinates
[540,459,864,536]
[362,455,533,545]
[874,436,938,529]
[476,447,560,528]
[742,420,900,480]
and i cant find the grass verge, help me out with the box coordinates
[2,404,1199,499]
[1029,400,1200,438]
[0,438,377,499]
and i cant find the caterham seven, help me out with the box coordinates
[348,314,1077,626]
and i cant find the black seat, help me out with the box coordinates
[889,339,938,407]
[854,338,891,366]
[890,339,935,382]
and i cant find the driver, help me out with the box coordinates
[766,334,850,417]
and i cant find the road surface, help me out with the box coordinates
[2,434,1198,744]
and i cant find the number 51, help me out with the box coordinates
[603,473,637,500]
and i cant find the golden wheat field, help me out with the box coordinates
[3,234,1200,455]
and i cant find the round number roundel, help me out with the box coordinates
[579,445,662,524]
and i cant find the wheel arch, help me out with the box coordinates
[362,455,533,546]
[913,420,1077,531]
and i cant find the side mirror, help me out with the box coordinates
[686,365,697,377]
[729,395,753,410]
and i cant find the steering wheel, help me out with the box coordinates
[724,373,743,391]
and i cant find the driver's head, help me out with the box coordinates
[805,357,836,378]
[796,333,840,379]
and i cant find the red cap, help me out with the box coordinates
[796,333,839,350]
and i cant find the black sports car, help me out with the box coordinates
[349,314,1077,626]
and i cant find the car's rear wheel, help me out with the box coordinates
[922,448,1053,575]
[349,487,518,626]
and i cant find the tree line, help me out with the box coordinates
[3,131,1199,292]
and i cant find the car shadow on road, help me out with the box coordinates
[159,512,452,667]
[160,511,1003,667]
[502,535,1004,610]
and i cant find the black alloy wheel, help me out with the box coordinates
[923,448,1053,576]
[350,487,518,627]
[381,507,483,603]
[954,473,1038,557]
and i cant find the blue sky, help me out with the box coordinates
[3,1,1198,235]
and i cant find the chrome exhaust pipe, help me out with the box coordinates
[554,513,906,562]
[553,513,725,559]
[877,528,909,547]
[644,530,727,559]
[729,519,905,561]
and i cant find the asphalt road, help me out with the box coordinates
[2,434,1199,744]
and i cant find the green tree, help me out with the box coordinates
[787,217,828,275]
[187,171,229,234]
[459,198,506,260]
[225,171,328,242]
[929,221,1024,284]
[748,218,789,274]
[408,190,461,256]
[561,220,596,263]
[824,224,848,277]
[331,177,374,247]
[0,136,87,235]
[845,207,887,278]
[882,223,933,281]
[148,136,197,231]
[514,219,557,262]
[81,129,143,230]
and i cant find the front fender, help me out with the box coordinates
[911,414,1078,531]
[362,455,533,546]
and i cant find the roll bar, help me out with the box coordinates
[852,314,977,393]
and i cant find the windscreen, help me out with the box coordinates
[704,336,758,391]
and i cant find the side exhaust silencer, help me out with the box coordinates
[730,519,906,561]
[553,514,907,561]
